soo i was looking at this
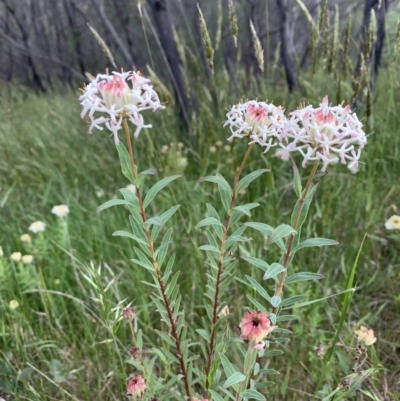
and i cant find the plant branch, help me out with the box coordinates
[272,160,320,313]
[123,119,191,399]
[205,144,254,392]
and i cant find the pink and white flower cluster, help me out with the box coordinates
[224,100,286,153]
[224,97,367,172]
[79,71,164,144]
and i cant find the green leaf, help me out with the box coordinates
[233,203,260,216]
[112,230,148,246]
[279,295,308,307]
[268,224,296,244]
[119,188,138,205]
[293,238,339,252]
[240,389,266,400]
[145,216,163,227]
[236,169,268,194]
[220,187,232,213]
[143,175,181,208]
[289,288,355,309]
[284,272,325,284]
[246,295,268,313]
[208,390,225,401]
[196,217,224,229]
[242,255,270,272]
[146,205,181,229]
[291,188,314,228]
[196,329,210,341]
[291,158,302,197]
[276,315,299,322]
[263,263,285,280]
[245,222,287,252]
[245,275,271,302]
[270,296,281,308]
[139,168,158,176]
[199,173,232,193]
[199,244,220,253]
[116,142,135,183]
[97,199,131,213]
[206,204,224,239]
[223,372,246,388]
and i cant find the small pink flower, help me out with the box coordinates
[240,310,276,344]
[126,375,146,398]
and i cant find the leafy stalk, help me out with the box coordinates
[272,160,319,313]
[122,119,191,399]
[205,144,254,391]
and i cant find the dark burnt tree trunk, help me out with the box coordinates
[89,0,135,69]
[276,0,297,92]
[373,0,388,75]
[148,0,189,126]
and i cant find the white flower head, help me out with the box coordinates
[20,234,32,244]
[385,215,400,230]
[280,96,367,172]
[29,221,46,233]
[52,205,70,218]
[0,246,3,257]
[9,300,19,309]
[11,252,22,262]
[224,100,286,153]
[79,71,165,144]
[22,255,34,264]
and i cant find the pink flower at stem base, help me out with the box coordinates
[126,375,146,398]
[239,310,277,346]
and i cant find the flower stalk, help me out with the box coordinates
[122,119,191,399]
[272,160,320,313]
[205,144,254,391]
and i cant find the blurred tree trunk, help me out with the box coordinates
[276,0,297,92]
[148,0,189,126]
[373,0,388,74]
[89,0,135,69]
[3,0,46,92]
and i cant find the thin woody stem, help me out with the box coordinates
[205,144,254,393]
[123,119,191,399]
[272,160,320,313]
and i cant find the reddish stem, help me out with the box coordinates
[205,144,254,392]
[123,119,191,399]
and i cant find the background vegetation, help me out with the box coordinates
[0,0,400,400]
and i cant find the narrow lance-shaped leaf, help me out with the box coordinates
[97,199,131,213]
[268,224,296,244]
[196,217,224,229]
[240,389,266,401]
[116,142,135,183]
[143,175,181,208]
[236,169,269,194]
[293,238,339,252]
[199,173,232,193]
[263,263,286,280]
[223,372,246,388]
[112,230,148,246]
[285,272,325,284]
[291,157,302,197]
